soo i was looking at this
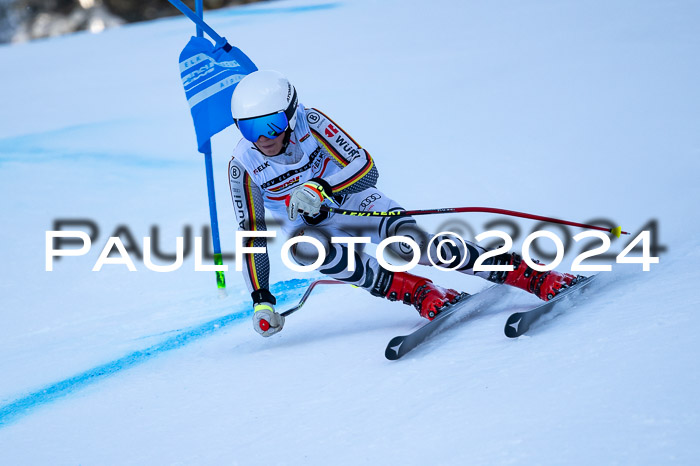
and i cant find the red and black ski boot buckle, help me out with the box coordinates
[372,270,467,320]
[487,252,582,301]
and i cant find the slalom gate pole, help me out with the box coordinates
[203,142,226,290]
[167,0,227,46]
[319,206,629,237]
[195,0,226,291]
[195,0,203,37]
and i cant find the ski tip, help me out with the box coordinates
[504,315,523,338]
[385,336,405,361]
[611,226,622,238]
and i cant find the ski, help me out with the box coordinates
[504,275,597,338]
[385,286,500,360]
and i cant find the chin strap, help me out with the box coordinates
[279,127,293,153]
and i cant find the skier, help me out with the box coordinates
[228,70,579,337]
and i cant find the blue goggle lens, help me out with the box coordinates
[236,112,289,142]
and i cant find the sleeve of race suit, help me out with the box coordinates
[228,157,276,306]
[305,107,379,196]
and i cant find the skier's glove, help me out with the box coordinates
[285,179,332,221]
[253,302,285,337]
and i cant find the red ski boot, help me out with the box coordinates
[488,252,581,301]
[379,271,465,320]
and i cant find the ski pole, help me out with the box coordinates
[319,206,629,238]
[280,279,346,317]
[258,280,345,333]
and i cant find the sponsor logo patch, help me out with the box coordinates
[359,193,382,211]
[325,123,339,138]
[269,175,301,192]
[306,111,321,125]
[253,161,270,174]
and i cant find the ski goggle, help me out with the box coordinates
[235,111,289,142]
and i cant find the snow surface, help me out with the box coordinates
[1,0,700,464]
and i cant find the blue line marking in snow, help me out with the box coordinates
[0,278,317,428]
[0,121,193,167]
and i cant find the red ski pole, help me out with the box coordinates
[319,206,629,237]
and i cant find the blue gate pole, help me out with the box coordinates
[169,0,225,45]
[195,0,203,37]
[196,0,226,291]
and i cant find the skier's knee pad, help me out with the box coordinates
[391,221,430,262]
[289,229,331,266]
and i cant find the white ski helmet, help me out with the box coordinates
[231,70,298,142]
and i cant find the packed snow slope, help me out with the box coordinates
[1,0,699,464]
